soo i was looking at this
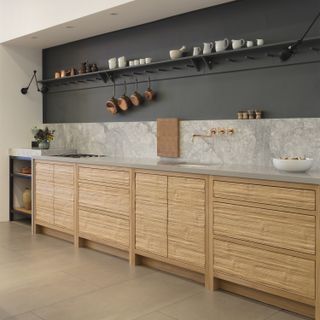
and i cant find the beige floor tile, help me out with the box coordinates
[4,312,44,320]
[34,272,202,320]
[134,311,176,320]
[160,290,279,320]
[0,271,98,319]
[266,310,310,320]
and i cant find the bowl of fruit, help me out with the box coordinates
[273,156,313,172]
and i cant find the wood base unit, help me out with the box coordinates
[33,161,320,319]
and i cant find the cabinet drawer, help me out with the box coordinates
[213,202,315,254]
[35,162,53,182]
[79,183,130,217]
[79,166,129,187]
[214,240,315,299]
[213,180,316,211]
[54,164,74,186]
[79,209,129,248]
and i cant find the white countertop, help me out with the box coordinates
[33,155,320,185]
[9,148,76,158]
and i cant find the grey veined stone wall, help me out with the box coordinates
[49,118,320,170]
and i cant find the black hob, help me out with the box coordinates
[54,154,106,158]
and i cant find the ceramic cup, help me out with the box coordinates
[215,39,229,52]
[203,42,214,55]
[108,57,117,69]
[257,38,264,46]
[232,39,245,50]
[118,56,127,68]
[129,60,134,66]
[246,40,254,48]
[134,59,139,66]
[145,57,152,64]
[193,46,202,56]
[139,58,145,65]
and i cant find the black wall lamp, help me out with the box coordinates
[280,11,320,61]
[21,70,47,95]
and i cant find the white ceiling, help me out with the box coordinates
[3,0,235,49]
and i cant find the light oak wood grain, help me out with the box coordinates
[214,240,315,300]
[135,173,168,257]
[213,202,316,254]
[78,183,130,217]
[168,176,206,268]
[213,180,316,211]
[35,162,54,182]
[79,208,129,248]
[78,166,130,187]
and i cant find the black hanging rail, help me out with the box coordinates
[38,36,320,93]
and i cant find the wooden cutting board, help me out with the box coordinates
[157,118,180,158]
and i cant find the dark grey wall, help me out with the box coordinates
[43,0,320,123]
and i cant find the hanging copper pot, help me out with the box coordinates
[118,80,132,111]
[106,81,119,115]
[130,78,144,106]
[144,76,156,101]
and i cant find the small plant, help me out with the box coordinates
[32,126,55,142]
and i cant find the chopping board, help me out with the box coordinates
[157,118,180,158]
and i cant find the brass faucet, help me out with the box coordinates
[192,127,234,142]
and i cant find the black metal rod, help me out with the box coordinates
[44,58,320,95]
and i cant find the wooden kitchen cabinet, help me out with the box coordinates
[168,176,206,268]
[135,173,168,257]
[78,165,131,250]
[135,171,207,272]
[34,161,75,233]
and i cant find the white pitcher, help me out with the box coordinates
[203,42,214,55]
[215,39,229,52]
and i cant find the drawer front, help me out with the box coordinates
[135,173,168,257]
[79,209,129,248]
[79,166,129,187]
[35,162,54,182]
[168,177,206,268]
[79,183,130,217]
[213,202,316,254]
[54,164,74,186]
[213,181,316,211]
[54,199,74,230]
[214,240,315,299]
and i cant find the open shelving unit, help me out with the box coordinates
[38,36,320,93]
[9,156,32,224]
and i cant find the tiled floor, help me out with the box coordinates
[0,222,309,320]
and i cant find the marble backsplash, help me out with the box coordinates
[49,118,320,170]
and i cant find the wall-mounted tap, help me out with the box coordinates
[192,127,234,142]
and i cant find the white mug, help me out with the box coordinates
[145,57,152,64]
[257,38,264,46]
[139,58,145,65]
[215,39,229,52]
[134,59,139,66]
[246,40,254,48]
[232,39,245,50]
[118,56,127,68]
[203,42,214,55]
[108,57,117,69]
[129,60,134,66]
[193,46,202,56]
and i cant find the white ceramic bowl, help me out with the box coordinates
[169,50,183,60]
[272,158,313,172]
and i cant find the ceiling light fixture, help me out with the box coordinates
[280,11,320,61]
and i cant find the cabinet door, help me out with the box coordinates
[53,164,75,231]
[168,177,206,268]
[35,162,54,224]
[135,173,168,257]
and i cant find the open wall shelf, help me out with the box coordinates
[39,36,320,93]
